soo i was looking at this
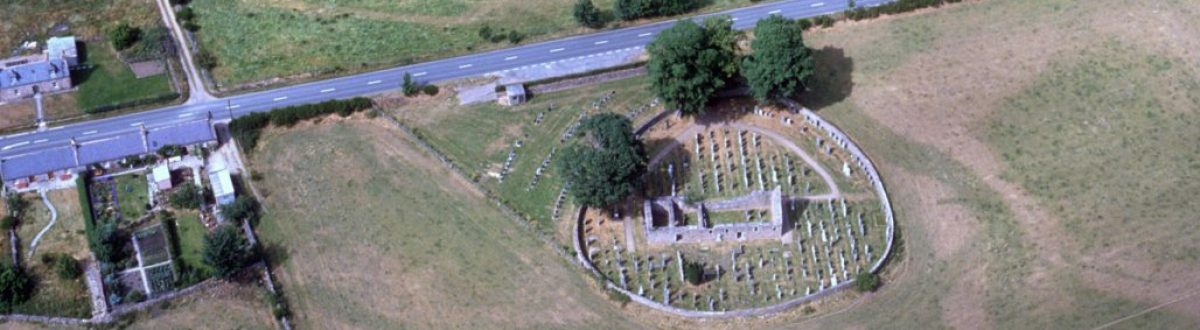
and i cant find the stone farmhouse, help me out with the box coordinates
[0,36,78,102]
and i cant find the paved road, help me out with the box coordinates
[0,0,891,176]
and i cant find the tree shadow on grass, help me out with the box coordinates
[799,46,854,111]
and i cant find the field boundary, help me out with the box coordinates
[569,97,897,318]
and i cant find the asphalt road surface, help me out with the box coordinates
[0,0,890,172]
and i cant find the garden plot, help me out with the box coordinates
[88,172,153,224]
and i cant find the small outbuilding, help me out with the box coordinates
[207,155,236,206]
[152,163,172,190]
[498,83,526,106]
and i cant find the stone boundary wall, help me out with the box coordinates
[640,189,785,245]
[571,99,897,318]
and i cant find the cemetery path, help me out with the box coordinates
[647,122,841,199]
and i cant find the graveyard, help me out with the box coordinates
[576,99,893,314]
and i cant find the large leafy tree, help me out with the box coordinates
[742,15,815,103]
[556,113,647,207]
[573,0,605,28]
[0,265,32,311]
[647,18,740,114]
[203,224,254,279]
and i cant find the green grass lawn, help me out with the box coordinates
[173,211,211,275]
[249,119,641,328]
[75,42,176,113]
[189,0,754,88]
[112,173,150,222]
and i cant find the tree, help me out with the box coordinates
[203,224,253,279]
[220,196,261,224]
[742,15,816,103]
[90,222,125,264]
[108,23,141,50]
[402,72,419,96]
[0,216,15,231]
[5,193,27,217]
[194,49,218,70]
[169,184,203,210]
[854,271,880,292]
[555,113,647,207]
[647,19,739,114]
[0,265,32,311]
[614,0,700,21]
[573,0,605,28]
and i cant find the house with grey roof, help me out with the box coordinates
[0,36,78,102]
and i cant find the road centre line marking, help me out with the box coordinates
[3,141,29,150]
[33,139,47,144]
[731,17,740,21]
[130,122,143,127]
[367,80,382,85]
[638,33,653,37]
[48,126,63,131]
[228,104,241,109]
[550,48,565,53]
[594,40,608,45]
[413,72,426,77]
[178,113,195,118]
[458,64,473,69]
[82,130,97,135]
[768,9,782,14]
[811,2,825,7]
[505,56,518,60]
[273,96,288,101]
[320,88,336,93]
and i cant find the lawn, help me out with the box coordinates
[188,0,755,89]
[249,118,642,329]
[11,190,93,318]
[171,211,211,276]
[74,42,176,113]
[120,282,277,329]
[393,76,661,233]
[112,173,151,222]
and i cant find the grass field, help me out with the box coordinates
[248,118,643,328]
[112,173,150,221]
[0,0,161,52]
[189,0,753,88]
[171,211,211,276]
[119,282,277,329]
[12,190,92,318]
[771,0,1200,328]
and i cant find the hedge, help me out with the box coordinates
[229,97,374,152]
[76,175,96,239]
[844,0,963,21]
[84,92,181,114]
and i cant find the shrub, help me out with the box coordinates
[506,30,525,43]
[573,0,605,28]
[402,72,419,96]
[854,272,880,292]
[203,224,253,279]
[0,265,32,311]
[0,216,15,230]
[194,49,218,70]
[175,7,195,22]
[108,23,141,50]
[220,196,261,224]
[169,185,203,210]
[156,145,185,158]
[422,84,439,96]
[228,98,373,151]
[126,290,146,303]
[683,261,704,285]
[614,0,700,21]
[55,255,82,280]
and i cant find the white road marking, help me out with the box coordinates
[3,141,29,150]
[768,9,782,14]
[638,33,653,37]
[811,2,825,7]
[320,88,336,93]
[549,48,565,53]
[367,80,382,85]
[731,17,740,21]
[458,64,473,69]
[273,96,288,101]
[413,72,426,77]
[130,122,143,127]
[594,40,608,45]
[48,126,64,131]
[227,104,241,109]
[178,113,195,118]
[33,139,47,144]
[82,130,97,135]
[504,56,519,60]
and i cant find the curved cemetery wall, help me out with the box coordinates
[572,101,897,318]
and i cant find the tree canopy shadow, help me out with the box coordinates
[799,46,854,111]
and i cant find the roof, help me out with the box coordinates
[147,120,214,149]
[77,131,147,165]
[1,145,77,179]
[0,58,69,89]
[45,36,77,61]
[153,164,171,183]
[209,168,235,198]
[505,83,526,96]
